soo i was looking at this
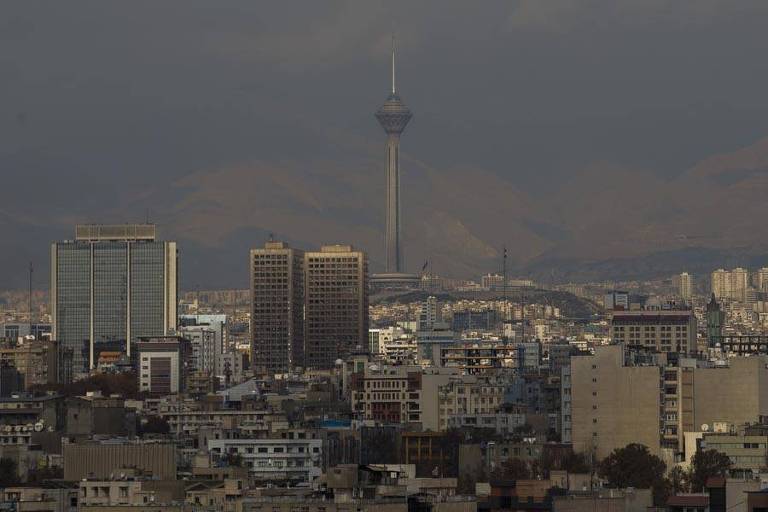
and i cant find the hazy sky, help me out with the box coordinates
[2,1,768,288]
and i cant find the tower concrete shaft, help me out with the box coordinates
[385,132,402,272]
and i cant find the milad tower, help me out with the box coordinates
[372,38,420,290]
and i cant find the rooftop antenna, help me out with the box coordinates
[521,275,526,343]
[28,262,33,337]
[391,34,396,95]
[502,246,507,303]
[502,246,508,342]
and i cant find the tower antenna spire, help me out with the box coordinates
[391,33,396,94]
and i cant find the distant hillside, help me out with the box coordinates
[5,134,768,290]
[372,289,601,320]
[522,247,768,284]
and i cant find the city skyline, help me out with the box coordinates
[2,4,768,508]
[4,2,768,291]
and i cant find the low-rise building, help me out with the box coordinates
[159,409,286,436]
[66,393,136,439]
[136,336,191,395]
[437,374,509,432]
[62,442,177,481]
[701,433,768,473]
[0,339,63,388]
[553,488,652,512]
[207,436,323,484]
[1,486,78,512]
[78,471,185,509]
[0,394,64,429]
[610,309,696,354]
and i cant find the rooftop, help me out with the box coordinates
[75,224,156,242]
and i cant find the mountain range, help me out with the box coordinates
[4,133,768,290]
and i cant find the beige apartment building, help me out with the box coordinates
[701,433,768,473]
[63,442,176,481]
[663,356,768,453]
[350,364,456,431]
[691,357,768,431]
[0,339,61,388]
[567,345,661,460]
[437,374,507,432]
[567,347,768,460]
[610,310,696,354]
[711,268,749,302]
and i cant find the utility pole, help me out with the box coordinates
[28,262,33,338]
[502,246,507,303]
[502,246,508,342]
[521,283,526,343]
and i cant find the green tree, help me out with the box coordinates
[546,428,562,442]
[140,415,170,435]
[667,466,690,495]
[31,371,145,399]
[690,449,731,492]
[597,444,667,505]
[0,458,19,487]
[565,452,591,474]
[540,445,591,476]
[27,465,63,484]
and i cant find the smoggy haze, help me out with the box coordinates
[3,1,768,288]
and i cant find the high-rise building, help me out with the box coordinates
[179,325,217,375]
[50,224,177,375]
[565,345,661,459]
[418,296,441,331]
[416,297,453,365]
[757,268,768,292]
[481,274,504,291]
[179,314,227,378]
[249,241,305,373]
[179,314,227,349]
[304,245,368,369]
[732,267,749,303]
[375,40,412,274]
[706,294,725,346]
[603,290,629,310]
[711,267,749,302]
[711,269,729,300]
[679,272,693,303]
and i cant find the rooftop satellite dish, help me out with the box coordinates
[701,424,710,432]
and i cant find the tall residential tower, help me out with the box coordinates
[678,272,693,304]
[250,241,305,373]
[304,245,368,369]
